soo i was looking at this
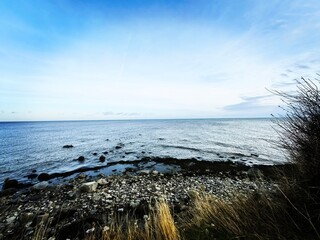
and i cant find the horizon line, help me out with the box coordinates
[0,116,275,123]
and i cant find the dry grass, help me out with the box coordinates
[32,185,320,240]
[32,214,52,240]
[101,199,180,240]
[180,189,316,240]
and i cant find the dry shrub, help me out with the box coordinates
[271,76,320,237]
[272,77,320,185]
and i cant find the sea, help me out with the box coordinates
[0,118,286,186]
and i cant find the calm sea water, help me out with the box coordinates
[0,118,285,185]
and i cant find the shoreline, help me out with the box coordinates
[0,160,290,239]
[1,156,290,193]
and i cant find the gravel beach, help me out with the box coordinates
[0,166,279,240]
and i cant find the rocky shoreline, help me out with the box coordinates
[0,157,288,240]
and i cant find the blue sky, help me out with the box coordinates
[1,0,320,121]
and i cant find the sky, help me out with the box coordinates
[1,0,320,121]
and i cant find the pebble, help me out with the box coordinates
[6,216,15,225]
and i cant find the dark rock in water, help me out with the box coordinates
[115,143,124,149]
[158,138,165,140]
[2,178,19,190]
[38,173,50,181]
[0,188,17,197]
[141,151,146,154]
[26,173,38,179]
[251,153,259,157]
[77,156,85,162]
[93,153,98,156]
[124,168,136,173]
[106,138,110,141]
[103,151,108,154]
[99,155,106,162]
[32,169,37,173]
[63,145,74,148]
[112,169,117,172]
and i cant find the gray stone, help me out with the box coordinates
[139,170,150,175]
[79,182,98,193]
[97,178,108,186]
[32,181,49,190]
[152,170,159,175]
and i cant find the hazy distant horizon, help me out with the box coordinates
[0,116,276,123]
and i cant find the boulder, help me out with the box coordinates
[99,155,106,162]
[38,173,50,181]
[93,152,98,156]
[79,182,98,193]
[77,156,85,162]
[2,178,19,190]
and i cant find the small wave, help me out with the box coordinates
[212,141,235,148]
[160,145,203,152]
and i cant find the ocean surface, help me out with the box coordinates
[0,118,286,186]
